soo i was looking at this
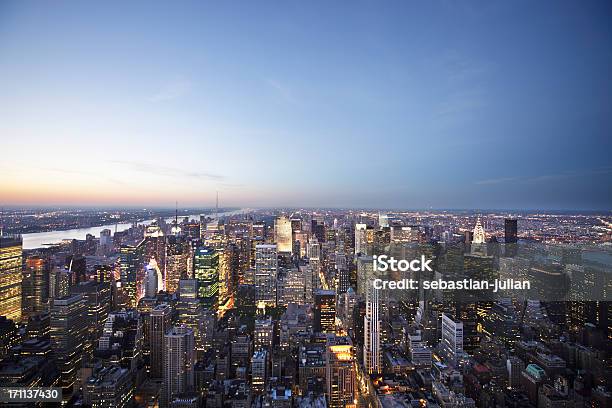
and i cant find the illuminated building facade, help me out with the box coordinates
[274,216,293,253]
[314,289,336,333]
[0,235,23,322]
[22,256,48,320]
[119,242,144,307]
[193,247,219,309]
[364,283,381,374]
[165,236,188,294]
[326,342,356,408]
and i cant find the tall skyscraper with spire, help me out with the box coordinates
[472,217,486,244]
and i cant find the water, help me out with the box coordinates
[21,209,250,249]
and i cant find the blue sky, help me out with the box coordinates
[0,0,611,209]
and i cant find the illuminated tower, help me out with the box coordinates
[166,236,188,294]
[364,283,381,374]
[119,242,144,307]
[472,217,486,244]
[193,247,219,310]
[143,232,167,291]
[327,341,357,408]
[22,256,48,319]
[314,289,336,333]
[354,224,367,255]
[177,279,213,356]
[0,234,23,322]
[274,216,293,253]
[144,264,158,298]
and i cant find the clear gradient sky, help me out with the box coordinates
[1,1,611,210]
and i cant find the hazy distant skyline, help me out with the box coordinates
[1,1,611,210]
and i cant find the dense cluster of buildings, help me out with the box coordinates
[0,209,610,407]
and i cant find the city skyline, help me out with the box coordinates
[1,0,611,210]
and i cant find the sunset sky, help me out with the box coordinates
[1,1,611,209]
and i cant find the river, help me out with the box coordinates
[21,208,251,249]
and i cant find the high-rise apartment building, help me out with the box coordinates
[162,326,195,408]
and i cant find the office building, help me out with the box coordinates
[50,294,88,399]
[364,283,381,374]
[0,235,23,322]
[149,303,172,378]
[326,342,356,408]
[314,290,336,333]
[274,216,293,253]
[251,349,268,394]
[255,244,278,307]
[504,219,518,243]
[163,326,195,408]
[22,256,48,319]
[193,247,219,309]
[441,313,463,362]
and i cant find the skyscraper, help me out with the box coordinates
[0,234,23,322]
[149,303,172,378]
[119,242,144,307]
[274,216,293,253]
[50,294,88,400]
[193,247,219,310]
[354,224,367,255]
[22,256,48,320]
[326,341,357,408]
[472,217,486,244]
[162,326,195,408]
[71,280,111,352]
[144,264,159,298]
[166,235,188,294]
[314,289,336,333]
[505,219,518,243]
[251,349,268,394]
[364,283,381,374]
[255,244,278,307]
[441,313,463,362]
